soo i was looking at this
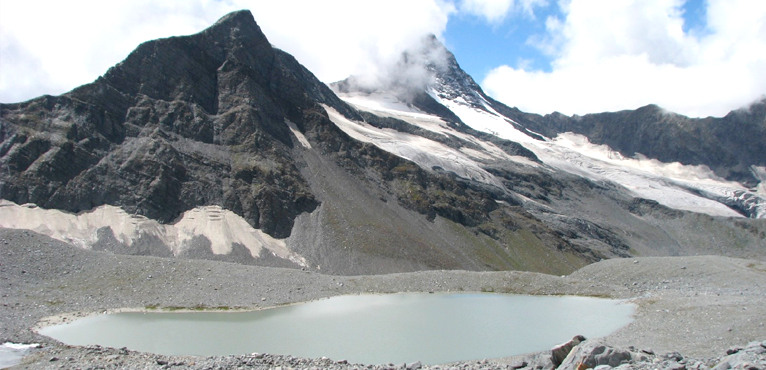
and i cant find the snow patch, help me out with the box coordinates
[0,343,41,369]
[552,133,733,183]
[752,166,766,196]
[336,87,763,218]
[434,93,761,218]
[0,200,307,266]
[285,119,311,149]
[341,91,452,137]
[322,104,504,187]
[430,89,535,144]
[337,91,536,167]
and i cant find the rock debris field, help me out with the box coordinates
[1,228,765,369]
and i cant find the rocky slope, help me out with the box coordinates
[0,11,588,275]
[495,98,766,187]
[330,34,766,265]
[1,228,765,368]
[0,10,338,237]
[1,10,764,275]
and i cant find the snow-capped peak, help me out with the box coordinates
[330,35,764,219]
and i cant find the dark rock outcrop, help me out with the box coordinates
[514,339,766,370]
[551,335,587,368]
[0,11,593,273]
[557,341,634,370]
[491,97,766,186]
[1,10,763,273]
[0,11,339,238]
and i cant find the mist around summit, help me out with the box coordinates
[1,10,765,369]
[1,9,764,276]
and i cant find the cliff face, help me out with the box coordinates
[1,11,763,274]
[0,11,587,273]
[491,98,766,187]
[0,11,347,238]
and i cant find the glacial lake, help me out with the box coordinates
[38,293,635,365]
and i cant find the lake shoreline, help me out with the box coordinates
[2,228,765,369]
[35,293,636,364]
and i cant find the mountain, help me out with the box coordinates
[1,10,764,275]
[496,98,766,187]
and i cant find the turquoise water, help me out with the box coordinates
[39,293,634,365]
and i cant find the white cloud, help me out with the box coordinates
[458,0,547,22]
[0,0,231,102]
[482,0,766,117]
[3,0,763,118]
[0,0,455,103]
[247,1,455,85]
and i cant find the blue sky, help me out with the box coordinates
[447,0,704,79]
[445,1,564,77]
[1,0,764,117]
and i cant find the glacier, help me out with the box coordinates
[332,85,765,219]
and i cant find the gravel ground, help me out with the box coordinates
[2,228,765,369]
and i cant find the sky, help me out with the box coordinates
[1,0,765,118]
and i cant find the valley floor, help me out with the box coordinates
[1,228,765,369]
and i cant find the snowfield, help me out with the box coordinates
[334,89,765,219]
[0,200,307,266]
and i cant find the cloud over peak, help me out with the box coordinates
[458,0,549,22]
[483,0,766,117]
[1,0,763,118]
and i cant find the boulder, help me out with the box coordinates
[557,341,632,370]
[552,335,587,368]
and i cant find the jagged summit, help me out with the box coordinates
[0,11,594,273]
[97,9,271,114]
[330,30,765,219]
[0,9,358,237]
[332,34,494,118]
[209,9,260,29]
[335,32,764,189]
[1,11,764,274]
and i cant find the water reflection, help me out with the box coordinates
[39,293,634,365]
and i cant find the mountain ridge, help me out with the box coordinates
[488,95,766,187]
[1,10,764,275]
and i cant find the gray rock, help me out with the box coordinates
[665,352,685,362]
[552,335,587,367]
[407,360,423,370]
[728,347,744,355]
[744,342,766,355]
[509,360,528,369]
[712,349,766,370]
[526,352,556,370]
[558,341,633,370]
[506,98,766,188]
[667,361,687,370]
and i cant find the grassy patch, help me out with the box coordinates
[162,306,186,311]
[581,293,613,299]
[746,262,766,273]
[159,305,235,311]
[644,298,659,305]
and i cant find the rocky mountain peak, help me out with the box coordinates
[420,37,489,108]
[0,9,352,238]
[208,9,263,34]
[1,10,763,275]
[333,34,487,106]
[330,33,495,125]
[94,10,275,116]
